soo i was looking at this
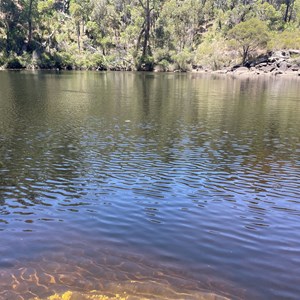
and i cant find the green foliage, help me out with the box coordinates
[37,52,55,69]
[38,0,55,14]
[36,51,75,69]
[0,56,5,66]
[294,0,300,26]
[85,53,107,70]
[196,34,234,70]
[228,18,270,64]
[155,59,170,72]
[160,0,203,51]
[268,30,300,50]
[171,49,193,72]
[136,55,154,71]
[55,51,75,69]
[6,56,24,69]
[252,2,283,30]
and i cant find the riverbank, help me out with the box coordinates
[192,67,300,79]
[189,49,300,78]
[1,49,300,79]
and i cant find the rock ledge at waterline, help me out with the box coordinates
[192,50,300,78]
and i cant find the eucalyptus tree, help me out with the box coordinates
[0,0,25,54]
[24,0,41,51]
[134,0,162,70]
[228,18,269,64]
[70,0,91,51]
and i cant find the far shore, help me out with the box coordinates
[190,68,300,79]
[1,64,300,80]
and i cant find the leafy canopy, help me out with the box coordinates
[228,18,270,64]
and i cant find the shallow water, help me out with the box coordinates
[0,71,299,299]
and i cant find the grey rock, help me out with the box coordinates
[256,62,267,68]
[271,50,290,60]
[261,65,276,73]
[279,61,288,71]
[289,49,300,55]
[274,70,284,76]
[234,67,249,74]
[290,65,300,71]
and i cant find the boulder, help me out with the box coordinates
[261,64,276,73]
[279,61,288,72]
[256,62,268,68]
[231,64,243,71]
[270,50,290,60]
[290,65,300,71]
[289,49,300,55]
[234,67,249,74]
[274,70,284,76]
[250,67,261,75]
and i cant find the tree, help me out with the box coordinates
[25,0,40,51]
[0,0,25,55]
[252,1,282,30]
[70,0,90,52]
[283,0,295,22]
[135,0,157,70]
[228,18,270,64]
[160,0,203,51]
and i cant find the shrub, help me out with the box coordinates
[196,36,233,70]
[228,18,269,64]
[268,30,300,50]
[0,55,5,67]
[87,53,107,70]
[171,50,193,71]
[6,57,24,69]
[136,55,154,71]
[37,53,55,69]
[155,59,170,72]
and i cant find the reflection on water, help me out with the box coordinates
[0,71,300,299]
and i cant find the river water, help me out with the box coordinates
[0,71,299,299]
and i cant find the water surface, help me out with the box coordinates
[0,71,300,299]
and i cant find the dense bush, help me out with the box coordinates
[268,29,300,50]
[6,57,24,69]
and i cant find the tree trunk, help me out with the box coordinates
[5,21,12,55]
[142,0,150,58]
[288,0,295,22]
[6,28,10,55]
[284,0,292,22]
[27,0,33,51]
[77,21,81,52]
[242,46,249,65]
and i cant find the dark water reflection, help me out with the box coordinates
[0,71,300,299]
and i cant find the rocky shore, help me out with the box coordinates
[206,50,300,77]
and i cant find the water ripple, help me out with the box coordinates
[0,72,299,299]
